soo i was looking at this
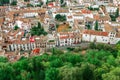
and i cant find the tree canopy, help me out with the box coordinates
[88,6,99,11]
[0,43,119,80]
[11,1,17,6]
[55,14,66,22]
[109,8,119,21]
[14,25,19,30]
[30,22,47,36]
[94,20,98,30]
[0,0,9,6]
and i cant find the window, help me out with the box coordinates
[65,40,67,43]
[9,45,12,51]
[78,22,82,24]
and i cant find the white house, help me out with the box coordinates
[23,12,38,18]
[67,15,74,22]
[57,32,81,46]
[82,30,109,43]
[15,20,31,30]
[73,14,84,20]
[30,0,40,6]
[106,6,117,14]
[95,0,113,5]
[82,30,120,44]
[46,34,56,48]
[7,36,47,51]
[52,9,70,18]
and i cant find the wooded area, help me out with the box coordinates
[0,42,120,80]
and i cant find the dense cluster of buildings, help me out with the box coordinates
[0,0,120,61]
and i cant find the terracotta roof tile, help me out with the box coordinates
[83,30,109,36]
[81,9,91,14]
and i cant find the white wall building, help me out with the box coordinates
[57,32,81,46]
[82,30,120,44]
[23,13,38,18]
[106,6,117,13]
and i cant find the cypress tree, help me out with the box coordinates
[94,20,98,31]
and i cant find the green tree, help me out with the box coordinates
[116,41,120,51]
[0,44,119,80]
[85,50,111,66]
[0,57,8,63]
[0,63,14,80]
[46,0,49,5]
[86,24,91,29]
[102,67,120,80]
[110,15,116,21]
[116,41,120,56]
[60,0,66,7]
[60,53,82,65]
[37,2,43,7]
[95,43,117,57]
[94,20,98,30]
[55,14,66,22]
[20,70,31,80]
[27,3,34,7]
[59,66,83,80]
[82,65,95,80]
[11,1,17,6]
[94,63,111,80]
[115,8,119,18]
[55,14,61,20]
[115,56,120,66]
[94,67,106,80]
[94,8,99,11]
[30,22,47,36]
[45,68,59,80]
[24,0,29,2]
[52,48,64,55]
[14,25,19,30]
[31,58,45,80]
[89,42,96,49]
[60,0,64,5]
[88,6,93,10]
[106,55,115,66]
[38,22,42,29]
[0,0,9,6]
[56,24,59,28]
[50,59,63,68]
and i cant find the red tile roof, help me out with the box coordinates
[32,48,40,54]
[93,15,100,20]
[81,9,91,14]
[48,2,54,7]
[83,30,109,36]
[59,32,78,39]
